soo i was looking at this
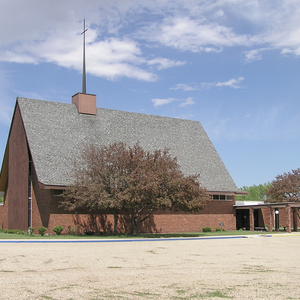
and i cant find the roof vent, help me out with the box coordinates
[72,93,96,115]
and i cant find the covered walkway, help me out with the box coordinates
[234,202,300,233]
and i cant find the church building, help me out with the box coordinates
[0,92,244,234]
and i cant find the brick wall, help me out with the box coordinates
[31,179,236,234]
[6,105,29,231]
[261,207,299,230]
[0,204,8,229]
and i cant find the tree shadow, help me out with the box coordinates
[72,214,113,235]
[118,213,159,234]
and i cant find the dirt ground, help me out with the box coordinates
[0,235,299,299]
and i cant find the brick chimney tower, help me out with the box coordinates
[72,92,96,115]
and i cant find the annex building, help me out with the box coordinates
[0,93,246,234]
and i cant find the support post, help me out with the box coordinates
[249,207,254,231]
[293,209,298,232]
[267,206,273,232]
[275,209,279,231]
[286,205,291,233]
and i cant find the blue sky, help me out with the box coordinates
[1,0,300,188]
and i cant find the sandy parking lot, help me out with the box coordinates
[0,235,299,299]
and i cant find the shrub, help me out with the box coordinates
[2,228,22,234]
[215,228,226,232]
[38,226,47,236]
[202,227,212,232]
[1,229,25,234]
[85,231,95,236]
[28,227,34,235]
[67,226,79,236]
[53,225,64,235]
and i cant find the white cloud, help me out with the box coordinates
[181,113,195,119]
[1,0,300,82]
[244,48,271,63]
[202,77,245,89]
[137,16,249,52]
[244,49,263,63]
[0,105,13,126]
[281,46,300,56]
[170,83,198,91]
[147,58,186,70]
[172,77,245,90]
[151,96,195,108]
[178,97,195,107]
[0,31,158,81]
[0,70,14,126]
[151,98,177,108]
[216,77,245,89]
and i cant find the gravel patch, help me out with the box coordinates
[0,235,299,299]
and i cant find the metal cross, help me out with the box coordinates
[81,19,88,94]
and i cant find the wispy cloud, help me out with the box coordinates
[178,97,195,107]
[151,97,195,108]
[151,98,177,108]
[147,58,186,70]
[244,49,263,63]
[1,1,300,82]
[244,48,271,63]
[172,77,245,91]
[281,46,300,56]
[0,70,14,126]
[202,77,245,89]
[170,83,198,91]
[137,16,249,52]
[215,77,245,89]
[181,113,195,119]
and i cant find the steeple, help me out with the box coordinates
[72,19,96,115]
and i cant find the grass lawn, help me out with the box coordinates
[0,229,276,240]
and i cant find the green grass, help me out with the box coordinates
[0,229,277,240]
[203,291,231,298]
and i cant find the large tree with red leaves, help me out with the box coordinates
[61,142,209,235]
[265,168,300,204]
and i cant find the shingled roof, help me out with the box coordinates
[17,97,239,192]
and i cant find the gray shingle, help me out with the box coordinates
[18,97,239,192]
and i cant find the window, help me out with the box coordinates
[211,194,234,201]
[53,190,64,196]
[0,192,4,205]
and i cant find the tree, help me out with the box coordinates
[265,168,300,203]
[236,183,271,202]
[61,142,128,235]
[61,142,209,235]
[118,143,209,234]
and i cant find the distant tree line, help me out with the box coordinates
[236,183,271,202]
[238,167,300,212]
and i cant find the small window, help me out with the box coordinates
[0,191,4,205]
[211,194,233,201]
[53,190,64,196]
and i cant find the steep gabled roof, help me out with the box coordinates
[17,97,239,192]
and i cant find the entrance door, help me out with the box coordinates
[236,209,250,230]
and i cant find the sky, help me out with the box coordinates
[0,0,300,189]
